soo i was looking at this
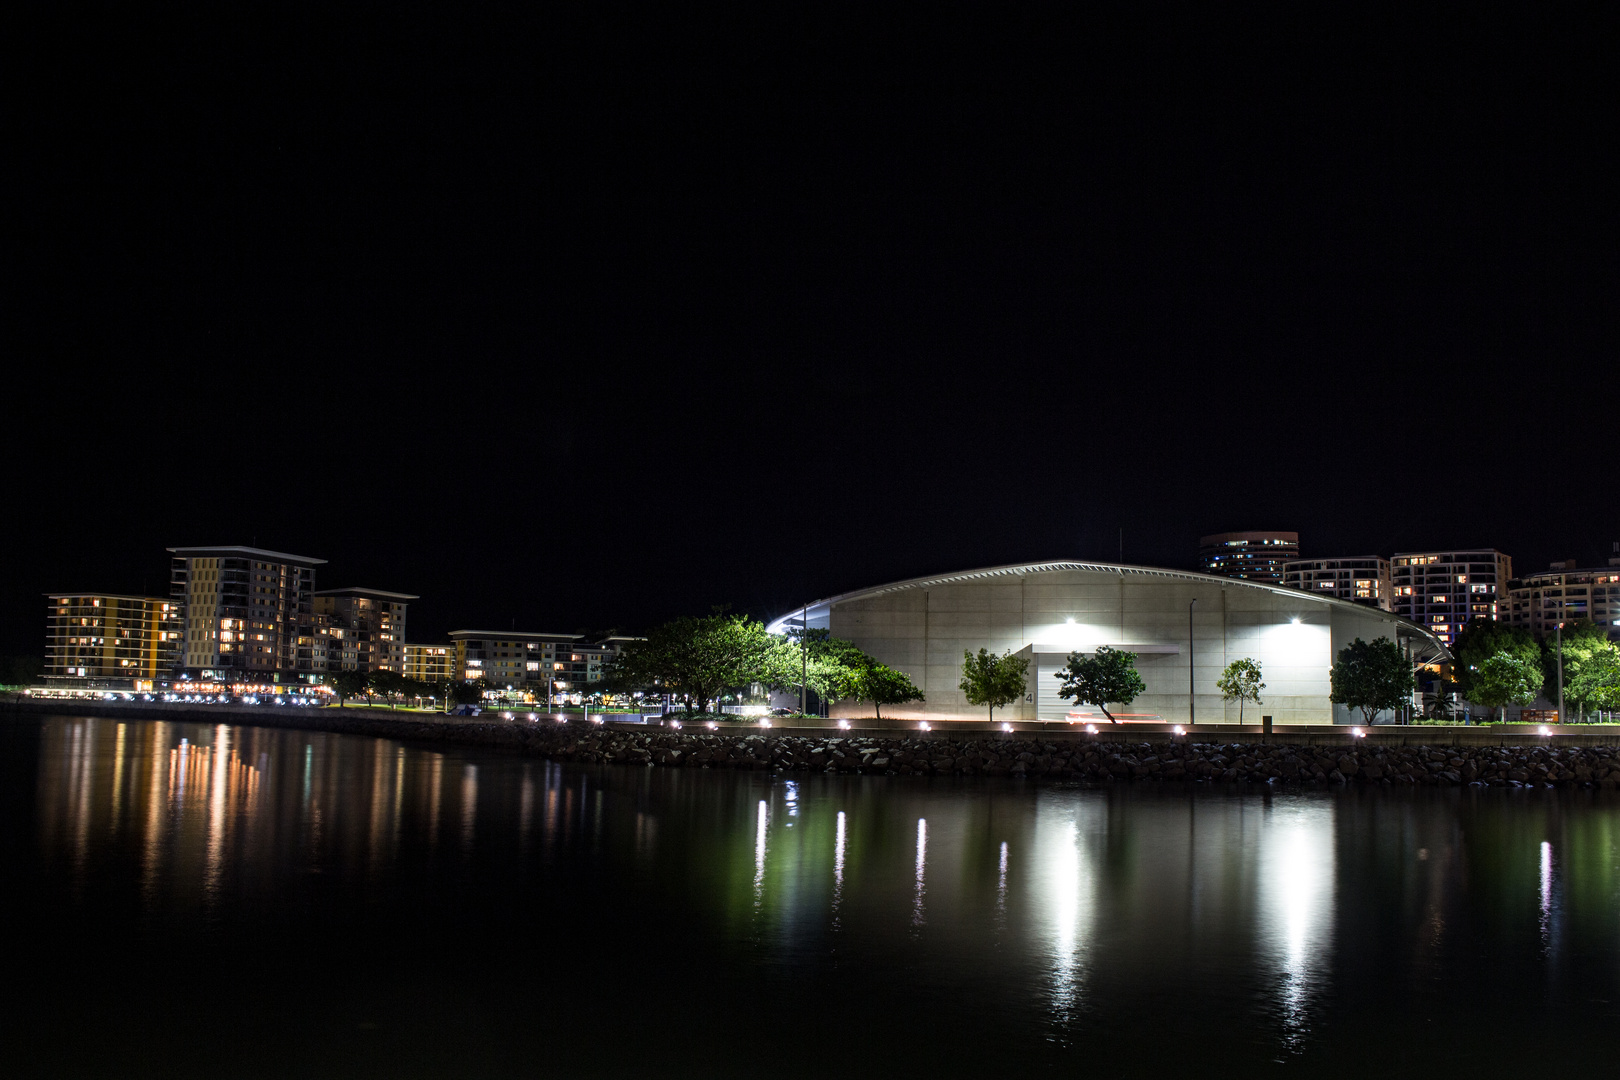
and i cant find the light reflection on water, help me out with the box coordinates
[22,715,1620,1077]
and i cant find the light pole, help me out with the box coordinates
[799,603,808,717]
[1556,621,1565,724]
[1188,598,1197,726]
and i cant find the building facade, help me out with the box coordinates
[169,546,325,682]
[1199,531,1300,584]
[1390,549,1513,647]
[768,561,1447,725]
[44,594,182,683]
[404,643,456,684]
[448,630,624,698]
[1503,559,1620,637]
[313,588,415,674]
[1281,557,1393,611]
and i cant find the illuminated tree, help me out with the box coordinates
[1329,637,1414,725]
[1565,636,1620,719]
[1215,657,1265,723]
[1468,652,1543,722]
[849,662,924,719]
[603,613,798,715]
[326,669,369,707]
[959,648,1029,723]
[1054,646,1146,724]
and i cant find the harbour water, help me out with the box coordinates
[8,714,1620,1077]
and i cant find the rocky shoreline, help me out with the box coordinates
[518,728,1620,787]
[15,702,1620,787]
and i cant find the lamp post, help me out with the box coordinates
[799,603,808,717]
[1188,598,1197,726]
[1556,622,1565,725]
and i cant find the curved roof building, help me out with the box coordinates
[769,561,1449,725]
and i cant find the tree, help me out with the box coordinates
[1549,621,1619,720]
[326,670,370,707]
[602,613,798,715]
[1452,618,1540,704]
[1468,652,1543,721]
[449,679,485,706]
[787,629,872,714]
[1565,636,1620,719]
[1215,657,1265,723]
[369,670,406,709]
[1329,637,1415,725]
[959,648,1029,723]
[848,662,924,719]
[1053,645,1146,724]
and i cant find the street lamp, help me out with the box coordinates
[1556,622,1565,725]
[1188,598,1197,726]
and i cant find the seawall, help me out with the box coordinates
[9,697,1620,788]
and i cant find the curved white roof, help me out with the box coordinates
[769,559,1451,661]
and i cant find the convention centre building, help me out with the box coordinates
[767,561,1449,726]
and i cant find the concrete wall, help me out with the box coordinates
[828,569,1416,726]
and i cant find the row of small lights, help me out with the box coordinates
[484,716,1531,742]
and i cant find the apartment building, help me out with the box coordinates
[169,546,324,681]
[313,588,415,674]
[44,593,182,683]
[1281,557,1393,611]
[448,630,628,697]
[1199,531,1300,585]
[404,643,456,684]
[1504,558,1620,637]
[1390,549,1513,646]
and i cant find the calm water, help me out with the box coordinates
[7,715,1620,1078]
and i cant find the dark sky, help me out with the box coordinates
[7,8,1617,656]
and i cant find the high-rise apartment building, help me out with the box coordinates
[169,546,324,682]
[44,593,182,683]
[1503,558,1620,637]
[1199,531,1300,584]
[1390,548,1513,646]
[313,588,415,674]
[1280,557,1393,611]
[404,643,456,684]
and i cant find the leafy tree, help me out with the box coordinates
[449,679,486,706]
[1054,645,1145,724]
[603,613,798,715]
[1329,637,1415,725]
[1215,657,1265,723]
[848,662,924,719]
[326,669,370,707]
[787,629,872,713]
[959,648,1029,723]
[1565,636,1620,719]
[1547,621,1619,720]
[369,670,406,709]
[1452,618,1540,702]
[1468,652,1543,721]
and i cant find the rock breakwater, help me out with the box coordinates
[412,721,1620,787]
[16,701,1620,787]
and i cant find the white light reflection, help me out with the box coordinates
[912,818,927,927]
[1258,803,1335,1052]
[753,799,769,908]
[1540,840,1554,954]
[1033,814,1093,1021]
[997,841,1009,917]
[832,811,846,927]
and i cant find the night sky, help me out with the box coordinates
[8,8,1617,657]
